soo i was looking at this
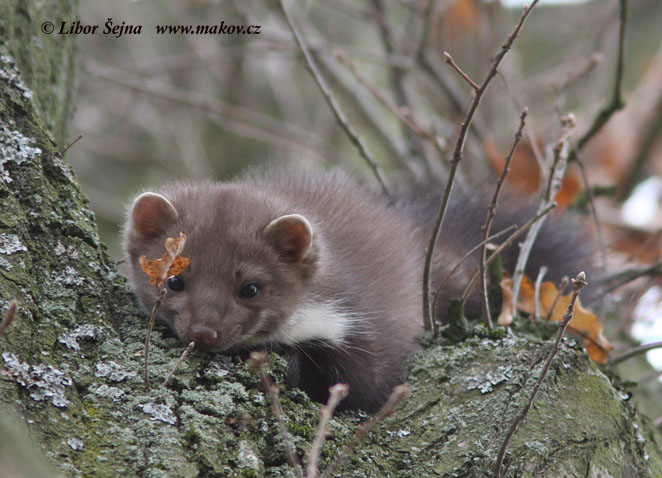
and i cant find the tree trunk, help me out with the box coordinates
[1,1,661,477]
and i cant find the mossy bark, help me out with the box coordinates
[1,1,662,477]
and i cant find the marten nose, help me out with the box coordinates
[191,324,218,346]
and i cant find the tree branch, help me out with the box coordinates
[278,0,391,197]
[423,0,541,332]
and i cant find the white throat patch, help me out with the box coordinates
[271,302,355,346]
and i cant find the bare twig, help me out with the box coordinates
[415,0,486,138]
[321,385,409,478]
[58,134,83,157]
[84,61,340,164]
[443,52,480,91]
[413,0,435,62]
[278,0,391,197]
[575,0,627,153]
[144,288,167,390]
[460,203,557,306]
[248,351,304,478]
[0,300,19,339]
[419,55,488,142]
[569,140,608,273]
[511,123,572,315]
[595,261,662,294]
[479,109,528,329]
[498,72,545,171]
[307,383,350,478]
[432,225,517,317]
[370,0,427,166]
[553,53,603,92]
[533,266,548,321]
[162,341,195,387]
[335,50,447,164]
[609,341,662,367]
[494,272,587,478]
[545,276,569,322]
[619,92,662,200]
[423,0,541,333]
[315,53,411,170]
[335,51,428,138]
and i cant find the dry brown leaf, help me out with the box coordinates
[499,276,613,363]
[497,279,515,326]
[139,233,190,288]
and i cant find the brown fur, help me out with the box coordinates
[123,166,595,411]
[123,168,424,410]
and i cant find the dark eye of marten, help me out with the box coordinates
[238,283,260,299]
[166,275,185,292]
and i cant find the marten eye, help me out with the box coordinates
[238,283,260,299]
[166,275,185,292]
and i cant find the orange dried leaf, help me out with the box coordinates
[498,276,613,363]
[165,234,187,259]
[497,279,515,326]
[540,283,613,364]
[139,233,190,288]
[167,256,190,277]
[140,253,168,287]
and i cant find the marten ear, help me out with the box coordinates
[129,192,179,241]
[264,214,313,262]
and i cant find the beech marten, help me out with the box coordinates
[123,166,594,411]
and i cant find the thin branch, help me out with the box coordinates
[511,123,572,315]
[315,53,411,172]
[321,385,409,478]
[575,0,628,153]
[334,50,447,163]
[162,341,195,387]
[248,351,304,478]
[370,0,427,166]
[413,0,435,62]
[553,53,603,93]
[494,272,587,478]
[533,266,548,321]
[460,203,557,306]
[144,288,167,390]
[144,234,187,388]
[545,276,569,322]
[498,72,545,171]
[0,300,19,339]
[432,225,517,316]
[443,52,480,91]
[609,341,662,367]
[307,383,350,478]
[595,261,662,294]
[619,92,662,200]
[84,61,341,164]
[58,134,83,157]
[278,0,391,197]
[415,0,486,139]
[479,109,528,329]
[569,140,608,273]
[423,0,541,333]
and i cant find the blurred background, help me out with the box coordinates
[65,0,661,417]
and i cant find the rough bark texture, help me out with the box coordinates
[1,1,662,477]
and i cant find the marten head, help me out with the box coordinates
[122,182,321,351]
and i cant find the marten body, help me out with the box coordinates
[123,167,593,410]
